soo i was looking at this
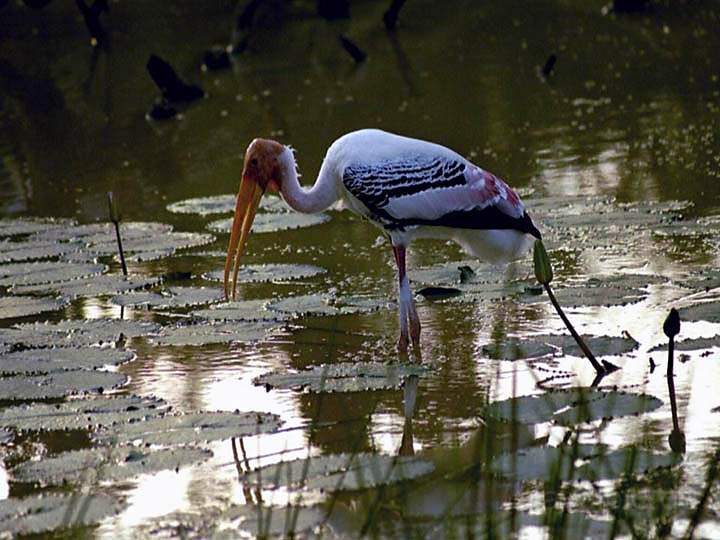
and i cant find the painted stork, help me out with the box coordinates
[224,129,541,352]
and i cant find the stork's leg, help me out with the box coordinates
[392,245,420,352]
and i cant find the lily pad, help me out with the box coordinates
[484,389,662,426]
[110,287,224,309]
[410,260,500,286]
[0,493,121,535]
[490,444,601,481]
[0,347,135,375]
[92,411,282,446]
[11,446,212,486]
[481,338,556,360]
[0,239,83,263]
[87,232,215,259]
[167,194,237,216]
[537,333,639,357]
[149,321,276,346]
[585,273,668,290]
[34,221,172,242]
[208,212,330,234]
[267,294,389,317]
[520,285,647,307]
[678,301,720,324]
[202,263,326,284]
[254,362,429,393]
[2,319,161,349]
[649,336,720,352]
[0,370,128,400]
[12,274,161,298]
[167,194,288,216]
[0,395,169,431]
[0,429,12,444]
[484,389,604,424]
[223,505,326,538]
[679,270,720,292]
[0,217,75,238]
[0,295,68,320]
[0,261,106,287]
[192,300,292,322]
[576,448,680,481]
[552,392,663,425]
[242,453,434,491]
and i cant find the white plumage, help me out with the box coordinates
[225,129,541,353]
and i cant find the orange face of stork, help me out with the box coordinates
[224,138,284,300]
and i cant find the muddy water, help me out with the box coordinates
[1,0,720,538]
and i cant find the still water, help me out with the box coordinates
[1,0,719,537]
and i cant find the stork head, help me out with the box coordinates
[224,138,284,300]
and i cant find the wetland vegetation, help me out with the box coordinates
[0,0,719,537]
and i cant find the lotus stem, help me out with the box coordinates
[107,192,128,276]
[533,240,604,375]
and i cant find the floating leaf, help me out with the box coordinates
[0,319,160,350]
[0,494,121,535]
[208,212,330,234]
[223,505,326,538]
[416,286,462,300]
[552,392,663,425]
[585,273,668,290]
[0,395,169,431]
[0,295,68,320]
[410,260,495,286]
[87,232,215,259]
[0,429,12,444]
[192,300,292,322]
[649,336,720,352]
[423,511,614,540]
[1,319,161,350]
[0,261,106,287]
[0,370,128,400]
[202,263,326,284]
[267,294,389,317]
[268,294,340,316]
[484,389,604,424]
[150,321,276,346]
[520,285,646,307]
[111,287,224,309]
[490,444,601,481]
[679,270,720,292]
[575,448,680,481]
[93,411,282,446]
[0,240,83,263]
[484,388,661,426]
[242,453,434,491]
[167,194,237,216]
[536,333,639,357]
[254,362,428,393]
[11,446,212,486]
[0,347,135,375]
[33,221,172,243]
[12,274,161,298]
[481,338,556,360]
[167,194,288,216]
[678,301,720,324]
[0,217,75,238]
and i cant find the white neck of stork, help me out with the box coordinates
[224,138,340,299]
[276,145,340,214]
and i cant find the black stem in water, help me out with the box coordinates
[543,282,605,375]
[107,192,128,276]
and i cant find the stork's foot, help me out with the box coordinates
[397,333,410,354]
[409,314,421,348]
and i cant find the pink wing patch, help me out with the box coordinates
[465,166,524,216]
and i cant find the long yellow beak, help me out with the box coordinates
[224,176,264,300]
